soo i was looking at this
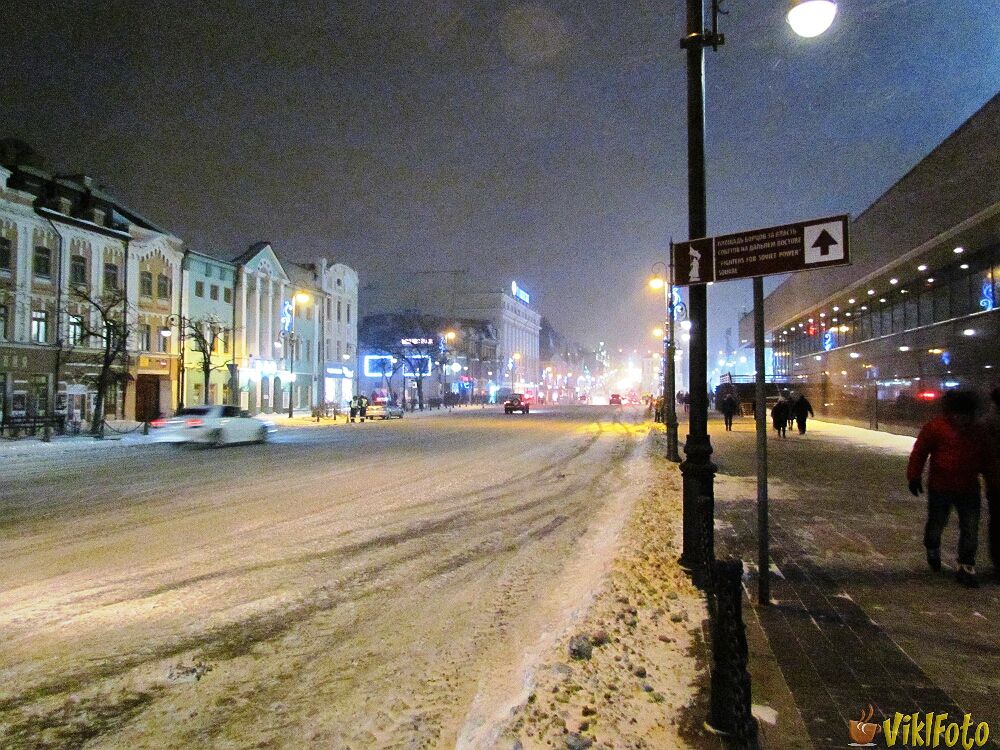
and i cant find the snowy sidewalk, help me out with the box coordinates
[709,414,999,749]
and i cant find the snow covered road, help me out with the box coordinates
[1,405,651,749]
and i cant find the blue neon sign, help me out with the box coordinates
[511,281,530,304]
[980,280,994,311]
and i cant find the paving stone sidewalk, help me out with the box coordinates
[708,417,1000,749]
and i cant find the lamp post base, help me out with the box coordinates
[678,433,717,570]
[665,414,681,462]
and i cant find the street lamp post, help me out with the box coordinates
[160,313,185,410]
[650,261,680,462]
[677,0,721,569]
[676,0,836,569]
[281,292,310,418]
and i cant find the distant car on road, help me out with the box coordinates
[366,402,404,420]
[152,405,274,446]
[609,393,623,405]
[504,393,530,414]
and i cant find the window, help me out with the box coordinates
[337,300,342,322]
[0,237,11,271]
[0,304,7,339]
[71,255,87,285]
[140,270,153,296]
[139,324,152,351]
[223,287,232,304]
[68,315,85,346]
[210,284,219,301]
[33,246,52,278]
[346,303,351,323]
[31,310,49,343]
[157,274,170,298]
[103,262,119,290]
[222,405,240,418]
[155,324,166,352]
[195,280,205,297]
[221,328,230,354]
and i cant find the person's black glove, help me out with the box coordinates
[908,478,923,496]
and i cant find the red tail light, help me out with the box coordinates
[186,418,204,426]
[150,418,166,428]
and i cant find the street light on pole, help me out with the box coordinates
[161,313,185,409]
[281,291,311,418]
[650,260,680,462]
[676,0,835,570]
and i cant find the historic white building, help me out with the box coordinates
[232,243,358,414]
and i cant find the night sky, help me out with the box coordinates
[2,1,997,358]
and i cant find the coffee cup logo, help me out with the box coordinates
[848,704,881,746]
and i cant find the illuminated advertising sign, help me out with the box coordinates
[364,354,432,378]
[280,299,293,333]
[511,281,530,304]
[400,338,434,346]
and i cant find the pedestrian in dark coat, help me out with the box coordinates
[983,386,1000,581]
[771,398,790,438]
[349,395,358,423]
[792,394,815,434]
[907,390,986,587]
[720,392,738,431]
[358,394,369,423]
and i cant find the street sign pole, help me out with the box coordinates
[753,276,769,605]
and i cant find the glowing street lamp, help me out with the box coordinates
[787,0,837,38]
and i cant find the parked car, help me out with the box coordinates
[609,393,623,405]
[366,402,404,420]
[151,405,274,446]
[503,393,530,414]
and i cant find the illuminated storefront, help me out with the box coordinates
[741,93,1000,434]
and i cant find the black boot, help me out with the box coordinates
[956,565,979,588]
[926,549,941,573]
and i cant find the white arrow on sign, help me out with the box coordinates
[803,219,845,264]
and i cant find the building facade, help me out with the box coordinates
[360,272,542,394]
[231,243,359,415]
[0,150,361,426]
[173,250,238,411]
[0,158,182,425]
[740,93,1000,435]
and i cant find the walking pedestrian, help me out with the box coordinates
[792,393,815,434]
[907,390,986,588]
[983,386,1000,581]
[349,395,358,423]
[720,391,738,431]
[771,397,790,438]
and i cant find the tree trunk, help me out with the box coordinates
[203,363,211,404]
[416,377,424,410]
[90,379,105,436]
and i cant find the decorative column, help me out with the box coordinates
[265,278,273,362]
[252,272,261,358]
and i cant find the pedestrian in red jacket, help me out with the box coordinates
[907,390,985,587]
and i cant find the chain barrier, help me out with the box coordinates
[99,420,146,435]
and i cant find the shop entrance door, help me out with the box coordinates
[135,375,161,421]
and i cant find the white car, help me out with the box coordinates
[365,402,404,420]
[152,405,274,446]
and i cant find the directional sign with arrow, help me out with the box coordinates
[672,214,850,285]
